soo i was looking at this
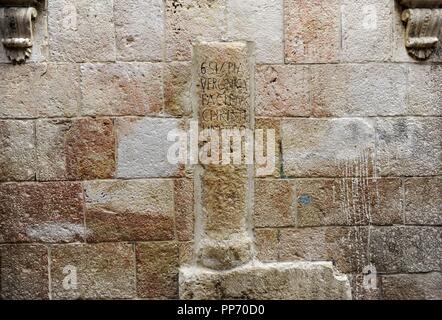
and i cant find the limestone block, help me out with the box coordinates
[0,120,36,182]
[163,62,192,117]
[50,243,136,299]
[407,65,442,115]
[0,182,85,243]
[255,118,281,178]
[179,262,352,299]
[381,273,442,300]
[83,179,177,242]
[174,179,194,241]
[254,228,279,262]
[405,177,441,225]
[80,63,163,116]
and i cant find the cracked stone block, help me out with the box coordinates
[165,0,226,61]
[163,62,192,117]
[0,245,49,300]
[311,64,407,117]
[370,226,441,273]
[116,117,184,178]
[50,243,136,299]
[405,177,441,225]
[376,118,442,176]
[0,182,85,243]
[256,65,310,117]
[226,0,283,63]
[281,118,376,177]
[179,262,351,299]
[80,63,163,116]
[83,179,176,242]
[407,65,442,116]
[0,120,36,182]
[37,118,115,181]
[114,0,164,62]
[0,64,80,118]
[381,273,442,300]
[341,0,392,62]
[255,228,279,262]
[285,0,340,63]
[136,242,179,299]
[48,0,116,62]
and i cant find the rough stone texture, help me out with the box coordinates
[36,118,115,181]
[282,118,376,177]
[279,227,369,274]
[0,64,80,118]
[116,117,184,178]
[114,0,164,62]
[341,0,392,62]
[0,182,85,243]
[404,177,441,225]
[0,120,36,182]
[407,65,442,116]
[0,245,49,299]
[376,118,442,176]
[179,241,195,266]
[136,242,179,299]
[255,118,281,178]
[254,179,295,227]
[381,273,442,300]
[311,64,407,116]
[256,65,310,117]
[48,0,116,62]
[165,0,226,61]
[226,0,283,63]
[179,262,351,299]
[350,273,381,300]
[285,0,340,63]
[163,62,192,117]
[296,178,403,227]
[254,228,279,262]
[370,226,441,273]
[83,179,176,242]
[174,179,194,241]
[80,63,163,116]
[50,243,136,299]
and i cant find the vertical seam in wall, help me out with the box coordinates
[401,177,406,224]
[47,245,52,300]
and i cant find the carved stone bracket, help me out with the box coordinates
[399,0,442,60]
[0,1,42,64]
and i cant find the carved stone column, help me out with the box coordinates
[0,0,42,63]
[399,0,442,59]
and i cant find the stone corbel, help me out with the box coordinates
[399,0,442,60]
[0,0,42,64]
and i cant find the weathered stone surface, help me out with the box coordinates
[116,117,184,178]
[381,273,442,300]
[254,179,295,227]
[350,273,381,300]
[226,0,283,63]
[255,228,279,262]
[136,242,179,299]
[0,120,36,182]
[341,0,392,62]
[285,0,340,63]
[48,0,116,62]
[179,262,351,299]
[281,118,376,177]
[405,177,441,225]
[114,0,164,62]
[83,179,175,242]
[376,118,442,176]
[296,178,403,227]
[256,65,310,117]
[370,226,441,273]
[80,63,163,116]
[255,118,281,178]
[37,118,115,181]
[174,179,194,241]
[179,241,195,266]
[0,182,85,243]
[165,0,226,61]
[0,64,80,118]
[0,245,49,299]
[311,64,407,116]
[407,65,442,116]
[50,243,136,299]
[163,62,192,117]
[279,227,369,273]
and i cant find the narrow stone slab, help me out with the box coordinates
[179,261,351,300]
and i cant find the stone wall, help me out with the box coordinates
[0,0,441,300]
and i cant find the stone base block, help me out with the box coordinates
[179,261,352,300]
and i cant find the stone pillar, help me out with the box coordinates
[193,41,254,270]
